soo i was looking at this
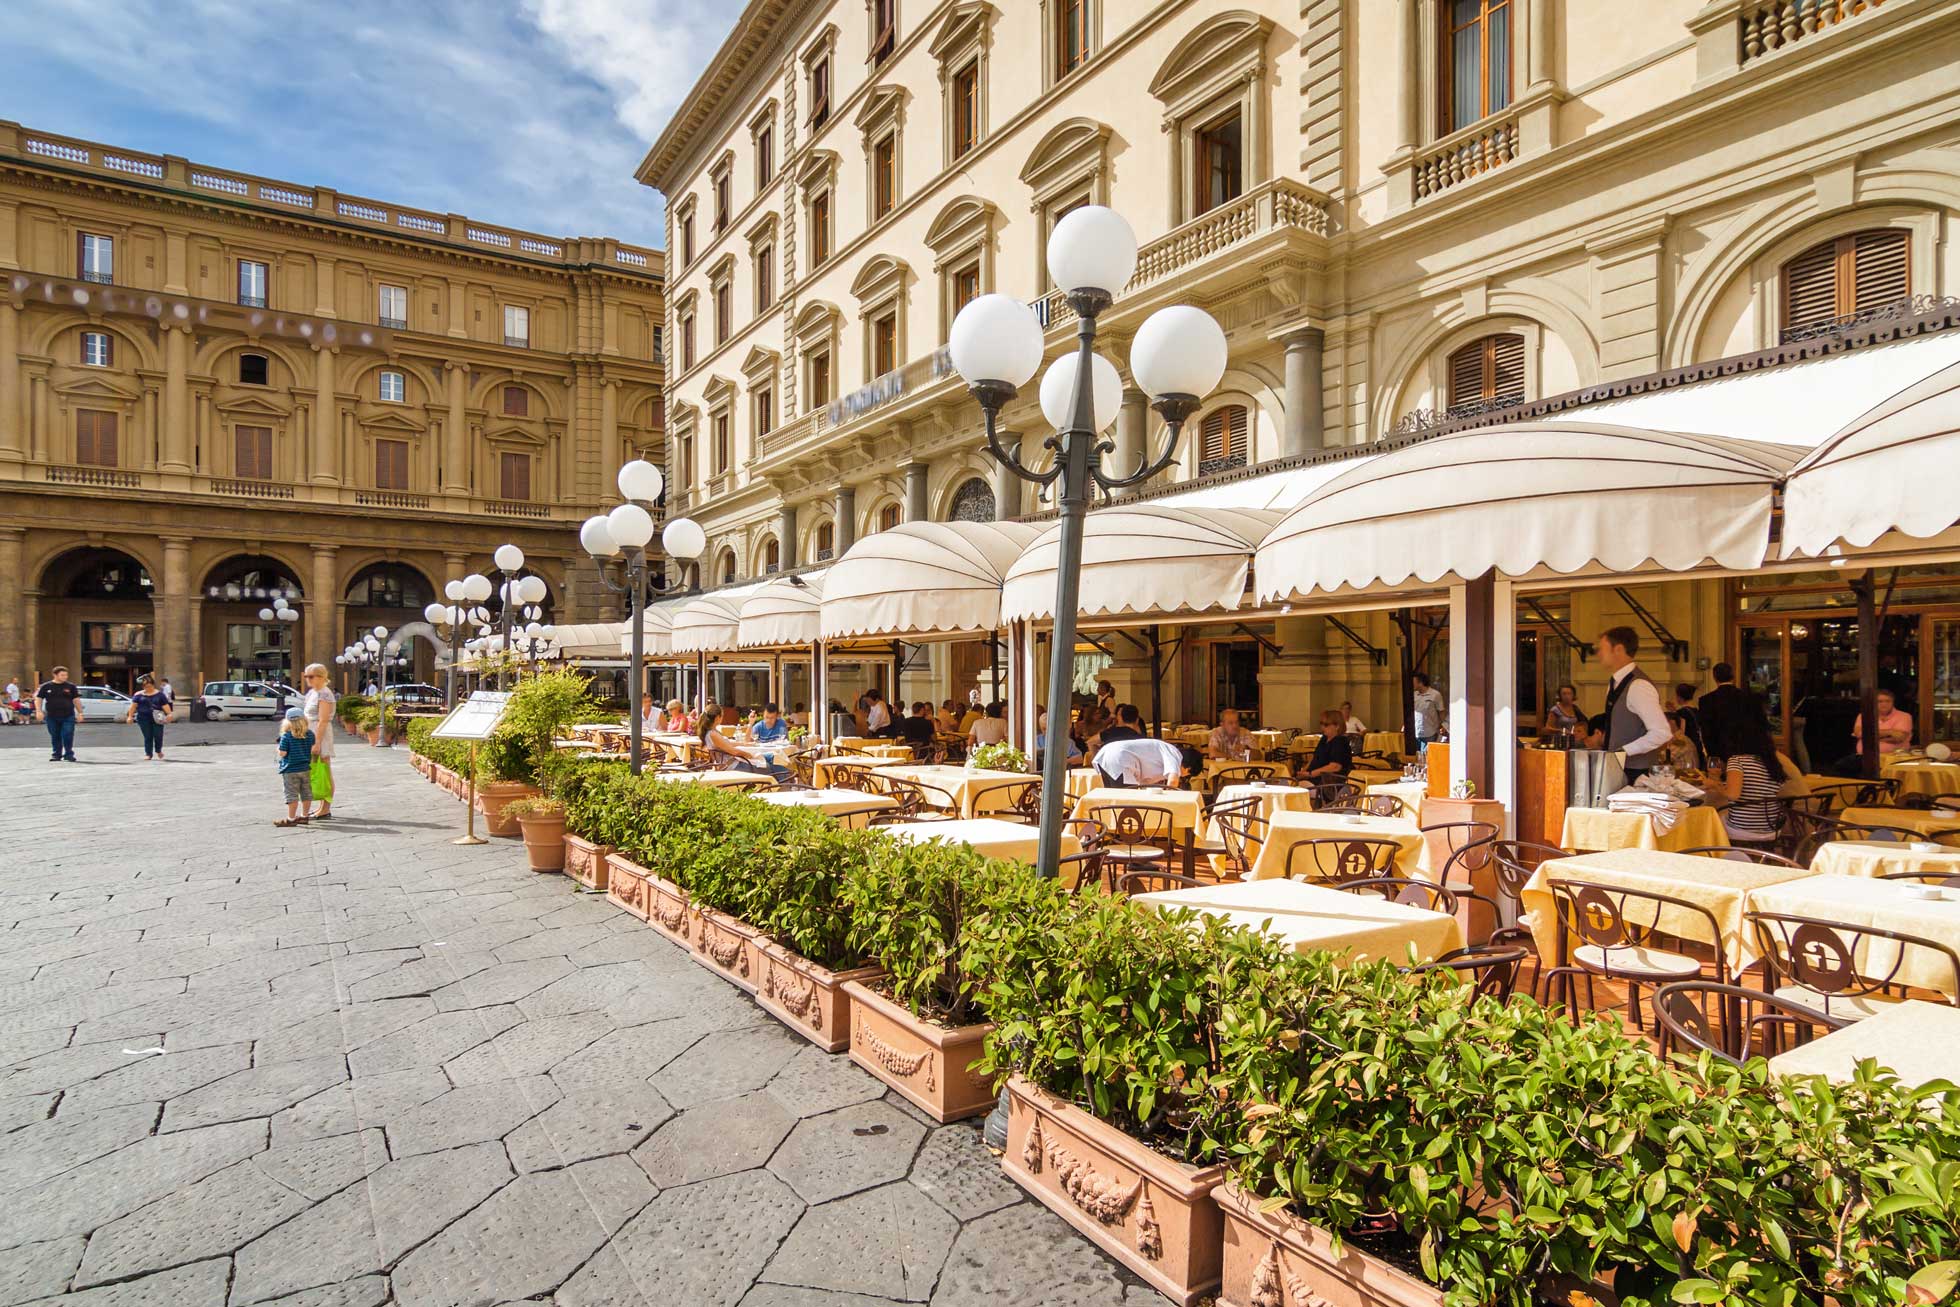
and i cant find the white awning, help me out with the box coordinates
[1001,506,1283,623]
[822,521,1042,639]
[1782,356,1960,558]
[738,571,825,648]
[671,582,768,654]
[544,622,625,658]
[1255,422,1802,602]
[616,598,688,657]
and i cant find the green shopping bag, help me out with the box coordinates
[310,757,333,804]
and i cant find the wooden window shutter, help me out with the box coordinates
[1448,334,1525,408]
[235,425,273,480]
[1851,228,1909,311]
[77,410,118,467]
[1782,238,1843,331]
[1490,334,1525,402]
[375,439,409,490]
[502,385,528,417]
[1200,405,1247,469]
[500,452,531,501]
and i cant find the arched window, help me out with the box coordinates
[1446,333,1525,413]
[877,503,901,531]
[816,521,836,560]
[344,563,432,609]
[203,555,303,604]
[239,353,270,386]
[949,477,995,523]
[54,548,152,600]
[1781,229,1910,339]
[763,538,781,573]
[719,549,738,584]
[1198,405,1249,474]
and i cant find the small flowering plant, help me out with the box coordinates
[969,741,1031,773]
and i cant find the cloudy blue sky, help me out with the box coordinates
[7,0,740,248]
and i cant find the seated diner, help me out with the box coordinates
[1300,708,1354,782]
[1208,707,1257,761]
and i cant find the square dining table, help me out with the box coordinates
[1071,786,1206,837]
[750,787,897,828]
[809,754,910,790]
[1841,807,1960,838]
[1809,839,1960,880]
[879,817,1079,868]
[651,769,775,790]
[878,765,1028,818]
[1767,1000,1960,1088]
[1559,805,1730,854]
[1744,873,1960,999]
[1132,878,1462,966]
[1246,810,1430,881]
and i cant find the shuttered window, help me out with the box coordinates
[764,539,781,573]
[1446,333,1525,410]
[1781,229,1911,336]
[878,503,901,531]
[1199,404,1249,473]
[499,452,531,502]
[76,410,118,467]
[235,425,273,480]
[502,386,529,417]
[374,439,409,490]
[80,331,113,367]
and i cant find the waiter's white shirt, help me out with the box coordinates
[1093,738,1186,787]
[1610,663,1673,760]
[866,700,891,731]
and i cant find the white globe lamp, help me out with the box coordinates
[444,579,465,601]
[517,575,548,605]
[580,515,618,558]
[948,294,1044,390]
[258,607,274,621]
[1046,206,1137,298]
[423,602,447,625]
[1038,352,1122,433]
[462,574,492,603]
[662,517,707,561]
[1131,306,1228,401]
[494,544,525,573]
[607,502,656,551]
[618,459,665,503]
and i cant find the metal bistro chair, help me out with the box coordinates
[1212,798,1268,881]
[1282,837,1402,885]
[1096,805,1178,879]
[1675,844,1803,869]
[1115,868,1212,896]
[1540,879,1729,1030]
[1791,813,1914,864]
[784,747,822,790]
[1335,876,1459,915]
[1653,980,1849,1065]
[1411,944,1530,1003]
[824,760,879,792]
[1058,848,1108,895]
[1361,792,1413,819]
[1211,762,1281,792]
[1306,781,1362,813]
[1748,910,1960,1023]
[1880,868,1960,888]
[990,778,1041,825]
[869,774,958,820]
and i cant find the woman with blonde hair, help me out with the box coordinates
[301,662,337,819]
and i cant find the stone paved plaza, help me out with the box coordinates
[0,733,1159,1306]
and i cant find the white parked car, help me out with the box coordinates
[200,681,284,720]
[75,685,133,719]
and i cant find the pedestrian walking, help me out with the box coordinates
[124,675,173,761]
[35,666,83,761]
[301,662,337,819]
[159,677,176,707]
[275,707,315,827]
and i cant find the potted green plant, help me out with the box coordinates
[742,815,885,1053]
[471,669,601,838]
[502,796,566,872]
[968,740,1030,773]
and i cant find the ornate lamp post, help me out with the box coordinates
[581,459,706,774]
[489,545,547,691]
[256,595,300,688]
[947,206,1227,878]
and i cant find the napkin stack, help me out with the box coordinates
[1607,788,1687,836]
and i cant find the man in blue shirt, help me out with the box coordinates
[750,702,789,743]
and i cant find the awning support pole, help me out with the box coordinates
[1855,570,1879,779]
[1149,625,1163,739]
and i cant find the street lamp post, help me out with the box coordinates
[948,206,1227,879]
[581,459,705,775]
[489,545,548,691]
[432,575,493,706]
[256,596,300,688]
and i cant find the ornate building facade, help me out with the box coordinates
[0,120,664,690]
[638,0,1960,730]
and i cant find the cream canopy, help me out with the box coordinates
[543,622,625,658]
[1254,422,1802,602]
[737,571,825,648]
[670,582,767,654]
[615,598,687,657]
[822,521,1042,639]
[1001,505,1283,623]
[1781,356,1960,558]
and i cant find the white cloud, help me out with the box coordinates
[519,0,735,140]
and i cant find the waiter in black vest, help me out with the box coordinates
[1584,626,1672,781]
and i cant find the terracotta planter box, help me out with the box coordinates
[754,940,883,1054]
[644,866,693,947]
[517,814,565,873]
[690,905,761,994]
[564,835,612,893]
[1214,1183,1443,1307]
[601,849,644,917]
[840,979,993,1123]
[473,781,539,838]
[1004,1077,1223,1306]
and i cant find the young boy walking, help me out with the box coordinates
[276,707,315,827]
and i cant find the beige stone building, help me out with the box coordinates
[0,120,664,693]
[640,0,1960,745]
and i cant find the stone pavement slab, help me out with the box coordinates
[0,740,1155,1305]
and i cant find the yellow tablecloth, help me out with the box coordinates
[1884,760,1960,800]
[1560,805,1731,854]
[1364,780,1429,819]
[1065,768,1100,801]
[1247,810,1429,882]
[1175,727,1212,748]
[881,817,1078,867]
[1362,732,1405,758]
[1348,768,1406,789]
[1768,1000,1960,1086]
[880,765,1029,818]
[810,755,909,790]
[1842,807,1960,838]
[750,788,897,828]
[1071,786,1205,836]
[652,769,775,790]
[1249,730,1288,754]
[1810,840,1960,880]
[1287,734,1324,756]
[1745,874,1960,998]
[1202,758,1285,784]
[1133,878,1462,966]
[1520,848,1809,973]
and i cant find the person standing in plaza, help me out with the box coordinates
[275,707,315,827]
[159,677,176,708]
[301,662,337,820]
[35,666,83,762]
[124,675,172,761]
[1585,626,1671,781]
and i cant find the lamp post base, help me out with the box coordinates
[450,834,488,846]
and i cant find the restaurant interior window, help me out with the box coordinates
[753,385,774,438]
[499,451,531,501]
[78,232,114,283]
[1782,229,1910,337]
[952,61,980,159]
[503,304,530,347]
[1198,404,1248,474]
[237,259,268,307]
[1057,0,1089,78]
[80,331,112,368]
[714,411,731,471]
[715,279,732,345]
[374,438,410,490]
[872,134,897,221]
[870,0,896,65]
[681,313,697,370]
[720,549,738,584]
[235,425,273,481]
[755,123,775,189]
[810,190,833,265]
[1194,108,1243,215]
[952,261,981,319]
[502,385,529,417]
[878,502,901,531]
[239,353,270,386]
[756,243,775,312]
[809,55,832,129]
[808,346,833,405]
[816,520,836,560]
[1446,333,1525,411]
[1442,0,1512,134]
[378,283,408,328]
[378,369,405,403]
[872,312,898,378]
[75,410,118,467]
[764,538,781,573]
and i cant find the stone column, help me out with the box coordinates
[309,546,339,669]
[163,230,189,295]
[1282,328,1326,456]
[443,363,469,496]
[0,302,20,461]
[992,431,1022,520]
[0,528,24,681]
[311,347,340,486]
[157,536,193,689]
[444,552,468,589]
[1527,0,1555,90]
[834,485,857,557]
[1113,390,1146,481]
[903,461,929,522]
[601,379,620,476]
[161,325,192,474]
[314,256,337,318]
[1395,0,1420,153]
[778,503,799,571]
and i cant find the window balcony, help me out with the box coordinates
[504,335,529,348]
[238,294,267,308]
[1412,109,1520,204]
[380,315,408,330]
[80,270,113,285]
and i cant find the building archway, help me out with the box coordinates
[201,554,307,686]
[36,547,156,691]
[344,562,438,683]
